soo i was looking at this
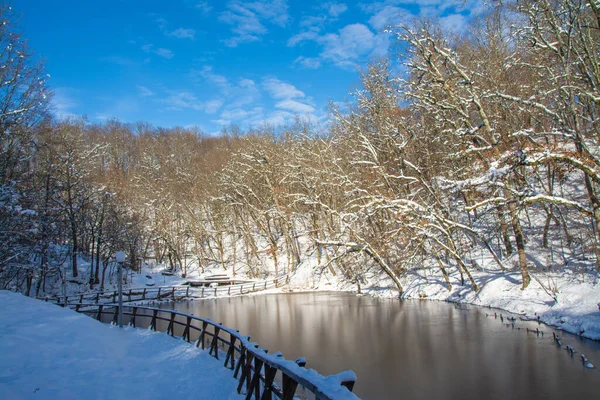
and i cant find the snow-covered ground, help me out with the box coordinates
[0,290,244,400]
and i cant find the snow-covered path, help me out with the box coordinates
[0,290,243,400]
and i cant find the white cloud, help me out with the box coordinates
[324,3,348,17]
[142,44,175,59]
[439,13,469,34]
[275,99,315,113]
[156,17,168,31]
[168,28,196,39]
[320,24,379,67]
[299,15,327,30]
[137,85,154,97]
[287,31,319,47]
[293,56,321,69]
[193,66,231,93]
[204,99,223,114]
[155,48,174,59]
[52,88,78,119]
[262,77,305,99]
[219,0,289,47]
[163,92,203,111]
[254,110,293,126]
[238,78,256,88]
[220,107,263,120]
[211,118,232,126]
[194,1,212,14]
[368,6,408,30]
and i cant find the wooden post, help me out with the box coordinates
[172,287,175,301]
[281,374,299,400]
[112,292,116,303]
[142,288,146,300]
[96,293,100,303]
[245,358,264,400]
[130,307,138,327]
[201,287,205,297]
[128,289,132,302]
[186,286,189,297]
[228,286,231,295]
[209,325,221,359]
[224,334,236,370]
[167,312,175,336]
[197,321,208,349]
[158,287,161,298]
[237,352,254,394]
[275,279,278,288]
[183,315,192,342]
[150,309,158,331]
[79,294,84,303]
[341,380,355,392]
[261,365,277,400]
[234,347,246,379]
[112,305,119,325]
[96,304,104,321]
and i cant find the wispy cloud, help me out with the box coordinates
[323,2,348,18]
[275,99,315,113]
[204,99,223,114]
[194,1,212,14]
[368,6,409,30]
[287,31,319,47]
[219,0,289,47]
[262,77,316,118]
[52,87,79,119]
[155,48,174,59]
[162,91,204,111]
[290,23,389,70]
[262,77,305,99]
[142,44,174,59]
[137,85,154,97]
[293,56,321,69]
[168,28,196,39]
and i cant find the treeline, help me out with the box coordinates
[1,1,599,296]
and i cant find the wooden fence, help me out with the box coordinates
[43,274,290,306]
[65,302,358,400]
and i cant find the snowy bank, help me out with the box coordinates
[0,290,244,400]
[287,258,600,340]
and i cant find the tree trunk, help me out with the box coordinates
[507,199,530,289]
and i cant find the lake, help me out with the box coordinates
[158,292,599,399]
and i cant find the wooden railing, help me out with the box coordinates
[65,302,358,400]
[42,274,290,306]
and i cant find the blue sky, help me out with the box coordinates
[11,0,483,135]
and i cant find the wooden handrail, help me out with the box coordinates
[66,302,358,400]
[42,274,290,305]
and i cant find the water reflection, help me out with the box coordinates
[159,292,599,400]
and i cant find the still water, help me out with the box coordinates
[159,292,599,399]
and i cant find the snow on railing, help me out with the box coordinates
[40,274,290,306]
[64,302,358,400]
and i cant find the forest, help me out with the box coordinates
[1,0,599,298]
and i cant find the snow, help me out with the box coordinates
[0,290,244,400]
